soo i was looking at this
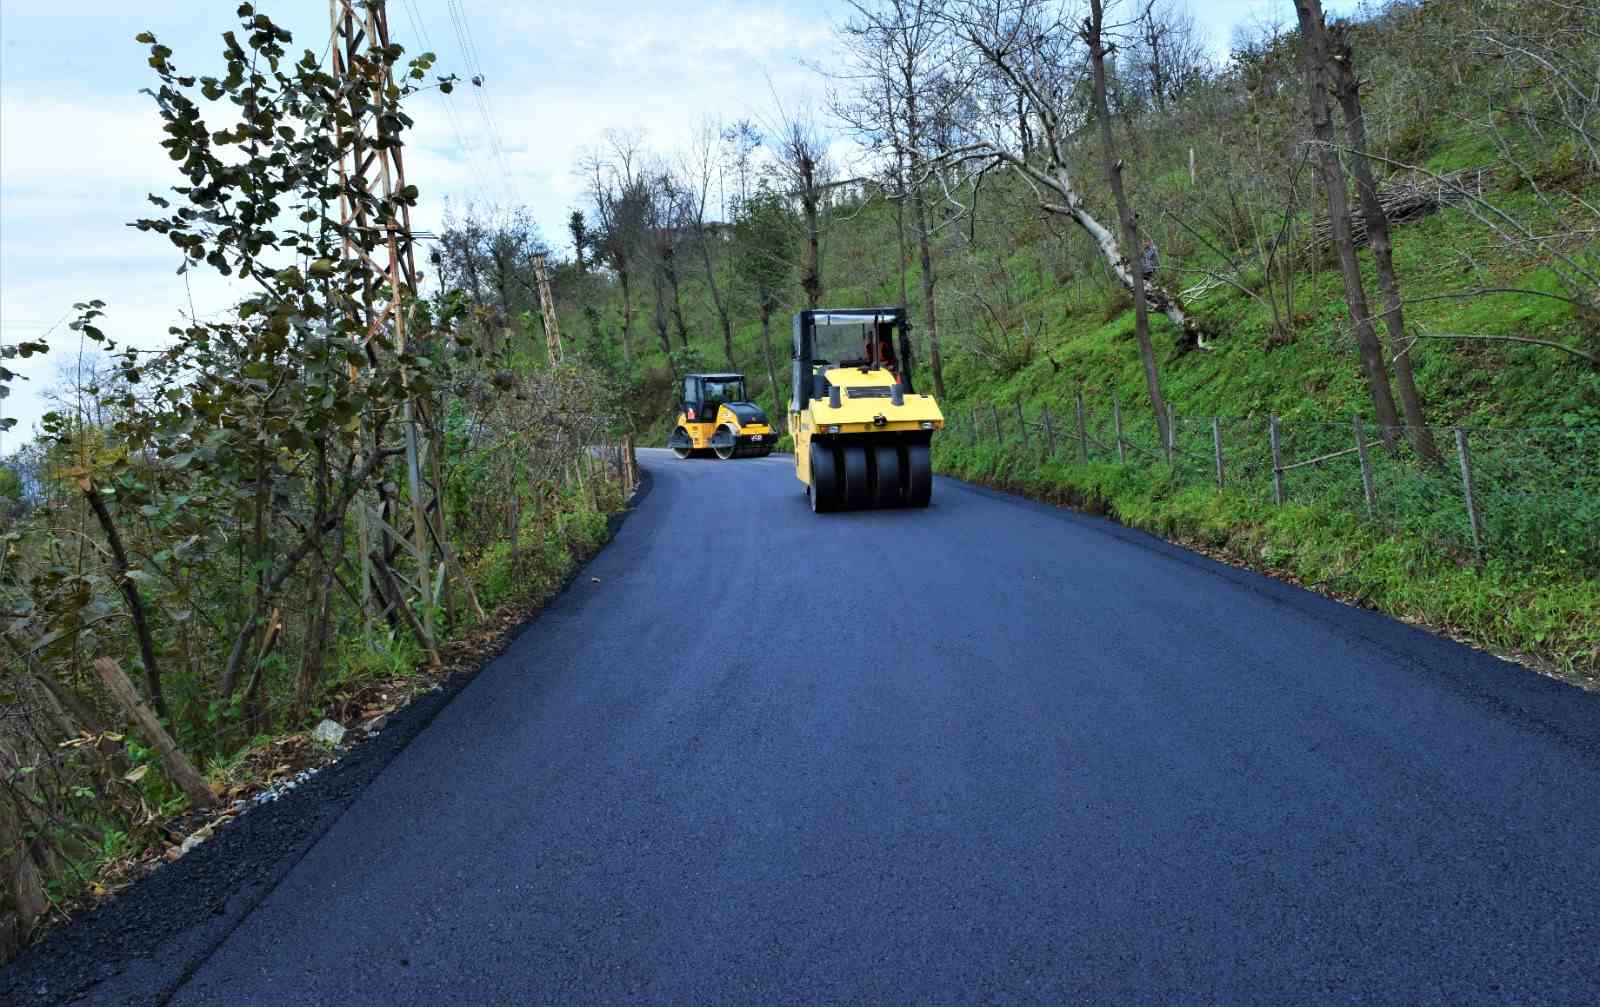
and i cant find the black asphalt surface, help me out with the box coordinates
[27,450,1600,1004]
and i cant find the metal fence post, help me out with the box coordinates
[1455,427,1485,558]
[1353,414,1376,517]
[991,402,1003,444]
[1269,414,1285,505]
[1075,390,1088,463]
[1016,401,1029,451]
[1212,416,1224,489]
[1112,394,1126,463]
[1042,404,1057,458]
[968,408,977,445]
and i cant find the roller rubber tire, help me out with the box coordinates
[809,441,839,513]
[713,426,737,461]
[871,442,902,508]
[841,443,871,509]
[906,442,932,507]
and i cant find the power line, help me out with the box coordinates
[398,0,497,211]
[445,0,519,207]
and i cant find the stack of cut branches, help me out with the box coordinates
[1311,166,1493,249]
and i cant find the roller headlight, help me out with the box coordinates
[827,425,841,434]
[920,421,934,430]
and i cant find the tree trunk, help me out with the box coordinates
[83,488,170,723]
[1295,0,1402,442]
[904,68,945,399]
[95,657,213,809]
[651,270,672,357]
[894,151,910,315]
[698,231,736,369]
[1086,1,1169,447]
[1,766,50,959]
[908,175,945,399]
[292,537,338,720]
[801,162,822,309]
[758,310,784,420]
[617,259,633,366]
[664,249,689,349]
[1328,18,1442,463]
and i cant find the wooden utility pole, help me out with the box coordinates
[533,252,564,365]
[329,0,438,635]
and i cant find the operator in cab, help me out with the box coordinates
[874,321,900,384]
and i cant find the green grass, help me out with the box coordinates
[933,434,1600,681]
[556,106,1598,679]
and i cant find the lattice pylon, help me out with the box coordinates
[533,252,564,365]
[328,0,437,639]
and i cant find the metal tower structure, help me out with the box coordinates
[328,0,439,645]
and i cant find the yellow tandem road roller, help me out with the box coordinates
[789,307,944,512]
[668,373,778,460]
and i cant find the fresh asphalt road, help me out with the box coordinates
[153,449,1599,1003]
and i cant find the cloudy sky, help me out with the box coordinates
[0,0,1287,445]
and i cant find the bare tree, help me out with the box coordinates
[644,166,691,352]
[938,0,1209,348]
[834,0,961,397]
[1131,0,1210,113]
[721,118,763,218]
[680,118,739,369]
[1084,0,1168,444]
[1293,0,1402,441]
[578,129,648,366]
[768,110,833,310]
[1327,17,1441,462]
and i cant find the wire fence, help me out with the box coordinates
[946,393,1600,570]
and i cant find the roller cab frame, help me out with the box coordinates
[667,373,777,460]
[789,307,944,512]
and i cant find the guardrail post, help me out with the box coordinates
[1042,404,1057,458]
[1269,413,1285,505]
[1212,416,1224,489]
[1075,390,1088,463]
[1353,414,1375,517]
[1112,394,1126,463]
[1016,401,1029,450]
[1455,427,1484,559]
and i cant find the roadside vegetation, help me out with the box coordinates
[3,0,1597,969]
[0,8,631,961]
[511,0,1597,673]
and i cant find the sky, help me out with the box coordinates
[0,0,1287,446]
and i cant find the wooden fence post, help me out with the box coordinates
[1212,416,1224,489]
[1455,427,1485,558]
[1075,390,1088,463]
[1042,404,1057,458]
[1269,414,1285,505]
[94,658,213,809]
[1113,394,1126,463]
[1165,402,1177,463]
[1353,415,1375,517]
[1016,401,1029,450]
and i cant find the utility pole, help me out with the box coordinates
[533,252,564,365]
[328,0,439,640]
